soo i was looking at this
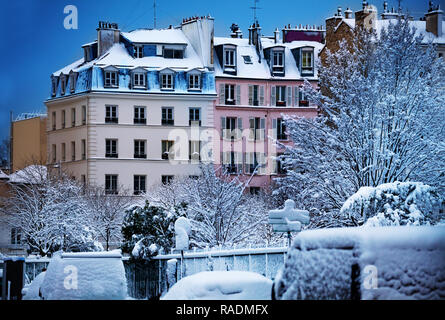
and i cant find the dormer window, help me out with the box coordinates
[160,70,175,90]
[60,75,67,95]
[69,72,77,93]
[272,51,284,67]
[133,73,146,88]
[301,48,314,75]
[51,76,58,97]
[163,47,184,59]
[224,48,236,68]
[134,45,143,58]
[188,72,201,91]
[104,68,119,88]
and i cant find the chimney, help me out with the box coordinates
[425,2,443,37]
[345,8,353,19]
[274,28,280,43]
[337,7,343,17]
[181,15,215,69]
[355,3,377,31]
[97,21,120,57]
[230,23,243,38]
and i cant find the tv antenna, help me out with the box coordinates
[154,0,157,29]
[250,0,261,23]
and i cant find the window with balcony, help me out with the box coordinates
[248,85,260,106]
[249,117,265,141]
[105,105,118,123]
[161,107,174,125]
[134,106,146,124]
[221,116,242,140]
[276,86,287,106]
[298,88,309,107]
[224,84,235,105]
[161,140,174,160]
[71,141,76,161]
[71,108,76,127]
[134,140,147,159]
[81,139,86,160]
[105,139,118,158]
[61,110,66,129]
[189,108,201,126]
[276,118,287,140]
[222,151,242,174]
[133,175,146,195]
[105,174,118,194]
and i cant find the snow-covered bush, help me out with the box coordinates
[340,182,444,227]
[274,18,445,225]
[121,201,184,259]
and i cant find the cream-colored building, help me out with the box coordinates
[46,18,216,194]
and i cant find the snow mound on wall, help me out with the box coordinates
[340,182,443,226]
[275,226,445,300]
[22,271,46,300]
[161,271,272,300]
[40,250,127,300]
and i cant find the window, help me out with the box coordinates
[189,108,201,126]
[164,48,184,59]
[61,110,66,128]
[298,88,309,107]
[277,118,287,140]
[134,45,143,58]
[133,175,146,195]
[222,151,242,174]
[134,140,147,159]
[133,72,146,88]
[272,51,284,67]
[134,106,146,124]
[161,73,174,89]
[242,55,252,64]
[71,141,76,161]
[81,175,86,186]
[224,84,235,105]
[221,116,242,140]
[69,73,77,93]
[10,227,22,245]
[161,107,174,125]
[249,117,265,141]
[276,86,286,106]
[105,175,118,194]
[52,111,56,130]
[189,141,201,161]
[62,143,66,162]
[82,105,87,125]
[51,77,58,97]
[81,139,86,160]
[161,140,174,160]
[71,108,76,127]
[246,152,259,174]
[248,85,260,106]
[188,74,201,90]
[52,144,57,163]
[224,48,235,68]
[301,49,314,74]
[104,70,118,87]
[61,76,67,95]
[105,139,118,158]
[249,187,261,195]
[105,105,118,123]
[161,175,174,184]
[276,153,287,174]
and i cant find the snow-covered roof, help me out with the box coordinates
[121,28,189,45]
[334,18,445,45]
[214,36,323,80]
[9,165,47,184]
[0,169,8,179]
[52,58,85,77]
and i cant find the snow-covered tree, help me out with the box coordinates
[85,185,134,251]
[275,18,445,227]
[340,181,444,227]
[121,201,184,259]
[3,165,101,255]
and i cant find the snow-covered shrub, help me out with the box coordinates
[340,182,444,227]
[121,201,184,259]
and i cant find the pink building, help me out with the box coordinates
[213,22,325,193]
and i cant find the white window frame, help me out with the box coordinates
[301,49,314,73]
[104,71,118,87]
[188,73,201,90]
[160,73,174,90]
[276,86,286,103]
[224,48,236,67]
[134,45,143,58]
[133,72,146,88]
[272,50,284,67]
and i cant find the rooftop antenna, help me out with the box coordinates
[154,0,157,29]
[250,0,261,23]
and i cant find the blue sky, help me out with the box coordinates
[0,0,435,140]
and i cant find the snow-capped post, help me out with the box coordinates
[174,217,191,279]
[268,199,310,247]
